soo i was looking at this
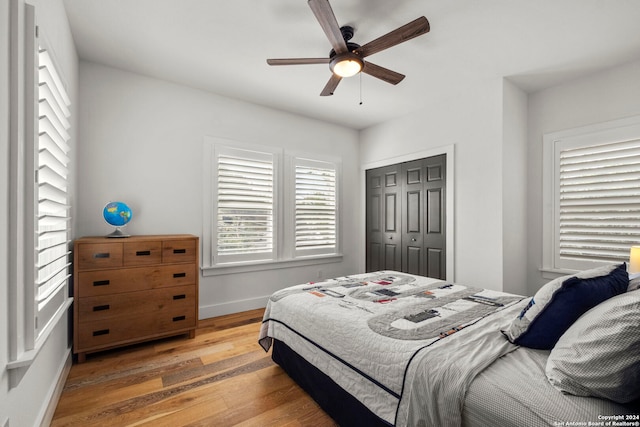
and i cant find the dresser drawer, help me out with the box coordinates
[77,308,197,350]
[124,240,162,266]
[77,242,123,269]
[77,264,197,297]
[162,239,197,264]
[78,285,196,323]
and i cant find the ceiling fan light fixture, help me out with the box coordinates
[330,53,363,78]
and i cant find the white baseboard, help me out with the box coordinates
[40,350,72,427]
[199,295,270,319]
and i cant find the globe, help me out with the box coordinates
[103,201,132,237]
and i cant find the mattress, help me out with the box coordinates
[259,271,639,426]
[462,345,640,426]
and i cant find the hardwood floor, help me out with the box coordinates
[51,308,338,427]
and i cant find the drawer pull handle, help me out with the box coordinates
[173,315,186,322]
[173,249,186,254]
[93,280,110,287]
[94,252,110,259]
[93,304,110,311]
[173,294,186,300]
[136,250,151,256]
[93,329,110,336]
[173,272,186,278]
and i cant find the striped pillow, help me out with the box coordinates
[546,291,640,403]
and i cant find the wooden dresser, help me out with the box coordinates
[73,234,199,362]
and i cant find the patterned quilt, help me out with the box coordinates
[259,271,527,426]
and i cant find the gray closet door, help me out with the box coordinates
[401,159,425,275]
[366,154,446,279]
[424,155,446,279]
[366,164,402,272]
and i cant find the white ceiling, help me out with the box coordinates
[62,0,640,130]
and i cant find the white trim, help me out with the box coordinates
[360,144,455,281]
[39,351,72,427]
[6,297,72,371]
[202,253,343,277]
[199,294,271,319]
[8,0,26,364]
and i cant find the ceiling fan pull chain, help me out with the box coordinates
[359,73,363,105]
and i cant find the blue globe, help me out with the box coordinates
[103,201,132,227]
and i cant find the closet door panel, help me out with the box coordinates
[383,166,402,270]
[402,160,424,275]
[424,155,446,279]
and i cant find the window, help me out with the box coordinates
[214,146,276,264]
[8,4,73,374]
[33,46,72,339]
[202,138,341,273]
[294,158,337,256]
[543,116,640,273]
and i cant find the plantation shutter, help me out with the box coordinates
[557,138,640,264]
[295,159,337,255]
[216,149,274,261]
[35,46,72,338]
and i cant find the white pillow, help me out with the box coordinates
[628,271,640,292]
[545,291,640,403]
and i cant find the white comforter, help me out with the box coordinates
[259,271,527,426]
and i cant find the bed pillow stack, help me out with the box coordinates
[545,289,640,403]
[501,263,628,349]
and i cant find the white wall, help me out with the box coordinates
[502,80,528,295]
[1,0,78,426]
[526,59,640,295]
[360,78,506,291]
[76,62,361,317]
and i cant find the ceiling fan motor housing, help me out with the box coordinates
[329,42,361,59]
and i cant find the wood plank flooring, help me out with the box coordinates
[51,308,338,427]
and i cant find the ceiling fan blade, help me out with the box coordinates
[267,58,330,66]
[320,73,342,96]
[308,0,348,54]
[362,61,405,85]
[357,16,430,58]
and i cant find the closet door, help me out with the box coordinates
[366,168,384,271]
[366,154,446,278]
[366,164,402,272]
[382,165,402,271]
[424,155,446,279]
[401,160,424,275]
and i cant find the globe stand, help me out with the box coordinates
[107,227,130,238]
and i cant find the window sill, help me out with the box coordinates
[202,254,343,277]
[7,297,73,388]
[539,267,577,280]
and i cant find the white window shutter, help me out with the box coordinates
[35,47,72,338]
[294,159,337,255]
[557,137,640,265]
[216,149,275,262]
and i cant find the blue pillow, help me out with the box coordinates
[502,263,628,349]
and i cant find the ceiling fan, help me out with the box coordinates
[267,0,430,96]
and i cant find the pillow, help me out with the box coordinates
[545,291,640,403]
[501,263,628,349]
[629,271,640,292]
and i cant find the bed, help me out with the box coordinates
[259,268,640,426]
